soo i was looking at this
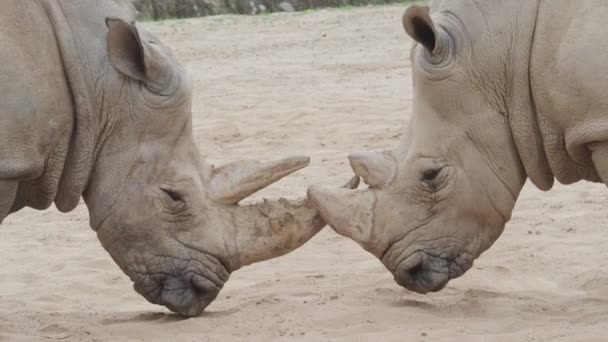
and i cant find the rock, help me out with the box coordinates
[278,2,295,12]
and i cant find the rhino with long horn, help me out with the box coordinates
[0,0,357,316]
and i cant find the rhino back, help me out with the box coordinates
[0,0,73,217]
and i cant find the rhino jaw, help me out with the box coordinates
[307,186,384,257]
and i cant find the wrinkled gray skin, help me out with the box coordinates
[0,0,357,316]
[309,0,608,294]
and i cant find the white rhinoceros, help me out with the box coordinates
[308,0,608,293]
[0,0,357,316]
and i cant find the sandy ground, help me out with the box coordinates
[2,5,608,341]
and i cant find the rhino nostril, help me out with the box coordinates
[394,255,451,293]
[191,280,207,297]
[406,262,425,281]
[393,253,433,292]
[191,274,220,303]
[395,259,424,288]
[190,285,203,297]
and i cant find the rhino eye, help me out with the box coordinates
[161,188,184,203]
[422,168,442,182]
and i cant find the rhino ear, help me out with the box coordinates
[106,18,148,82]
[106,17,172,92]
[402,6,438,53]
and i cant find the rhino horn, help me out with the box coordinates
[209,156,310,205]
[307,186,383,257]
[234,176,360,268]
[348,151,397,189]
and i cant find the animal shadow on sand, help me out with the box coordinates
[101,308,239,325]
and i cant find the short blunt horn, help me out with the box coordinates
[210,156,310,205]
[348,151,396,188]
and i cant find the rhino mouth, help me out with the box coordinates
[393,251,471,294]
[133,271,223,316]
[127,251,231,316]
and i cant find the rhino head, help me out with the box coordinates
[75,18,358,316]
[308,3,538,293]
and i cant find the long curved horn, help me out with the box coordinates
[209,156,310,205]
[233,176,359,268]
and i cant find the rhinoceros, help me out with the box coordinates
[0,0,356,316]
[308,0,608,294]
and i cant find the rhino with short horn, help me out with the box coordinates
[308,0,608,293]
[0,0,356,316]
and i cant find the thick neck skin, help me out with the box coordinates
[505,0,600,189]
[441,0,553,192]
[418,0,544,201]
[526,0,604,185]
[433,0,605,194]
[502,0,555,191]
[41,0,136,213]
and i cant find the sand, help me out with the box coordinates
[2,6,608,341]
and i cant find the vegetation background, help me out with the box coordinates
[131,0,418,19]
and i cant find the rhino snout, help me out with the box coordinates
[393,253,449,294]
[391,250,473,294]
[135,273,221,317]
[129,254,230,317]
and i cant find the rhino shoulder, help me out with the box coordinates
[0,0,74,214]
